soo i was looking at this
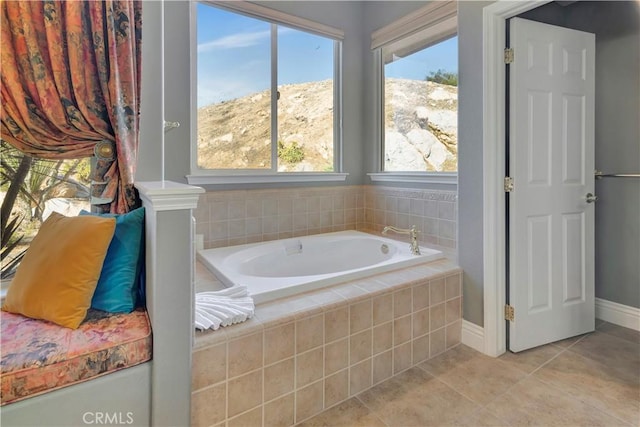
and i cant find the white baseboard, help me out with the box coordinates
[595,298,640,331]
[461,320,485,353]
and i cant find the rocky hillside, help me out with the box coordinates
[197,78,457,172]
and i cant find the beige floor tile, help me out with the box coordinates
[298,398,386,427]
[596,321,640,344]
[357,367,479,426]
[356,368,411,405]
[551,332,588,348]
[419,344,480,377]
[484,376,628,426]
[451,409,508,427]
[568,331,640,378]
[498,343,562,374]
[419,345,526,405]
[534,350,640,425]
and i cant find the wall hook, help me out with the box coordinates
[164,120,180,132]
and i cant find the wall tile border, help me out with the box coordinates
[193,185,457,250]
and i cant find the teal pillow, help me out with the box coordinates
[80,207,145,313]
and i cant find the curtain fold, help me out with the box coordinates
[1,0,141,213]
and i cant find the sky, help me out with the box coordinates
[197,3,458,108]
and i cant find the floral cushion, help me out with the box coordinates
[0,308,152,405]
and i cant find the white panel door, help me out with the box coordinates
[509,17,595,352]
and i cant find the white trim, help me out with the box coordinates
[136,181,205,211]
[371,0,456,50]
[482,0,550,357]
[461,320,485,353]
[186,173,348,186]
[595,298,640,331]
[380,16,457,64]
[368,172,457,187]
[210,1,344,40]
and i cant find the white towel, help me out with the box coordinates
[194,286,255,331]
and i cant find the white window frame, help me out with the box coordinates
[368,1,458,187]
[187,1,347,185]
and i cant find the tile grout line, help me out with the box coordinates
[354,394,391,427]
[414,363,484,411]
[531,338,638,427]
[477,333,634,427]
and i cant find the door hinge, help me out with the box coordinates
[504,48,514,64]
[505,304,515,322]
[504,176,514,192]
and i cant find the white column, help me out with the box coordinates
[136,181,204,426]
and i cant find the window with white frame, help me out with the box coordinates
[194,2,343,176]
[373,1,458,175]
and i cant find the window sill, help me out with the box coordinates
[368,172,457,186]
[186,172,349,186]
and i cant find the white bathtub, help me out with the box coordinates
[197,230,443,304]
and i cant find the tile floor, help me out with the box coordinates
[300,320,639,426]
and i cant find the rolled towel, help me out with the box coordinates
[194,286,255,331]
[197,286,249,298]
[195,308,222,330]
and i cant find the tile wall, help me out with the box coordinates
[192,185,457,250]
[363,186,458,249]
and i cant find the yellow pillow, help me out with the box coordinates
[2,212,116,329]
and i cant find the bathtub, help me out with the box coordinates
[197,230,444,304]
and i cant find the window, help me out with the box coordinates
[382,36,458,172]
[370,1,458,181]
[193,2,343,179]
[0,141,91,284]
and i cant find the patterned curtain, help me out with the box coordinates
[0,0,141,213]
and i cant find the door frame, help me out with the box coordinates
[481,0,553,357]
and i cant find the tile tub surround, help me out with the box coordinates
[191,259,462,426]
[192,185,457,250]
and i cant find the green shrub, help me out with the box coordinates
[278,140,305,164]
[426,69,458,87]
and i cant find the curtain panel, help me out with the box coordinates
[0,0,142,213]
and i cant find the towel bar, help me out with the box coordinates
[595,170,640,179]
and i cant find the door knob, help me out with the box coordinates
[586,193,598,203]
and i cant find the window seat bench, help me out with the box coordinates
[1,308,152,406]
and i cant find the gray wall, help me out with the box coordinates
[592,3,640,309]
[457,1,492,326]
[519,1,640,309]
[137,0,163,182]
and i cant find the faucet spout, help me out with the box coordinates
[382,225,421,255]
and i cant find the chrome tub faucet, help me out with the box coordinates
[382,225,421,255]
